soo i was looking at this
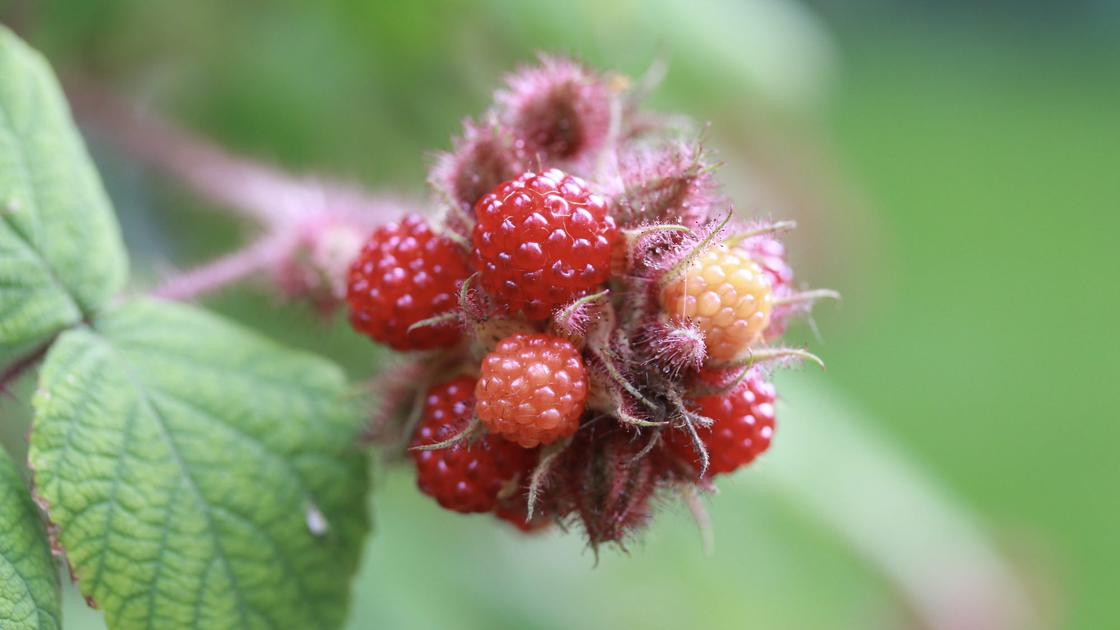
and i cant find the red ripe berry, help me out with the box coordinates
[476,333,588,448]
[666,376,777,477]
[472,169,619,320]
[347,214,470,350]
[410,377,536,513]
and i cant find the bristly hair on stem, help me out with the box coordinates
[66,77,412,231]
[773,289,842,308]
[723,220,798,248]
[551,289,611,339]
[710,347,826,372]
[527,438,571,520]
[660,209,735,285]
[153,232,299,302]
[66,77,415,305]
[408,416,482,451]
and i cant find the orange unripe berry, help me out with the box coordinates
[475,333,588,448]
[660,247,773,362]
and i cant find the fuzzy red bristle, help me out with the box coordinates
[551,422,662,548]
[495,55,612,165]
[666,375,776,478]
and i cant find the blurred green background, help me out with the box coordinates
[2,0,1117,628]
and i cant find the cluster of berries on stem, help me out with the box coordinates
[346,56,835,548]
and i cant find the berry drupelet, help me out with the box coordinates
[410,377,537,513]
[660,246,774,362]
[472,169,618,320]
[475,333,589,448]
[347,214,470,350]
[666,376,777,477]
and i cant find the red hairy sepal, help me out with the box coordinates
[362,353,474,451]
[636,318,706,379]
[549,421,664,549]
[615,222,693,278]
[429,119,521,228]
[612,142,724,228]
[495,55,612,166]
[642,210,735,288]
[550,290,611,343]
[453,273,539,360]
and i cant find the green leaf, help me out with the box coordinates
[0,449,60,630]
[0,26,128,351]
[29,299,371,630]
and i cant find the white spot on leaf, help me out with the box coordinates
[305,500,329,537]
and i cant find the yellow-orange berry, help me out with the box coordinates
[660,247,773,361]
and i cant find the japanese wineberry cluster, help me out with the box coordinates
[347,56,832,548]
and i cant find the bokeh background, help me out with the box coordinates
[1,0,1117,628]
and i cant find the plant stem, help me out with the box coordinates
[0,338,53,396]
[152,232,298,301]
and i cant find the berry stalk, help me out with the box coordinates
[151,231,299,301]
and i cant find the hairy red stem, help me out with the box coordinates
[152,232,299,301]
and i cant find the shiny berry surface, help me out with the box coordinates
[347,214,470,350]
[472,169,619,320]
[666,376,776,477]
[475,333,588,448]
[410,377,536,513]
[660,246,773,361]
